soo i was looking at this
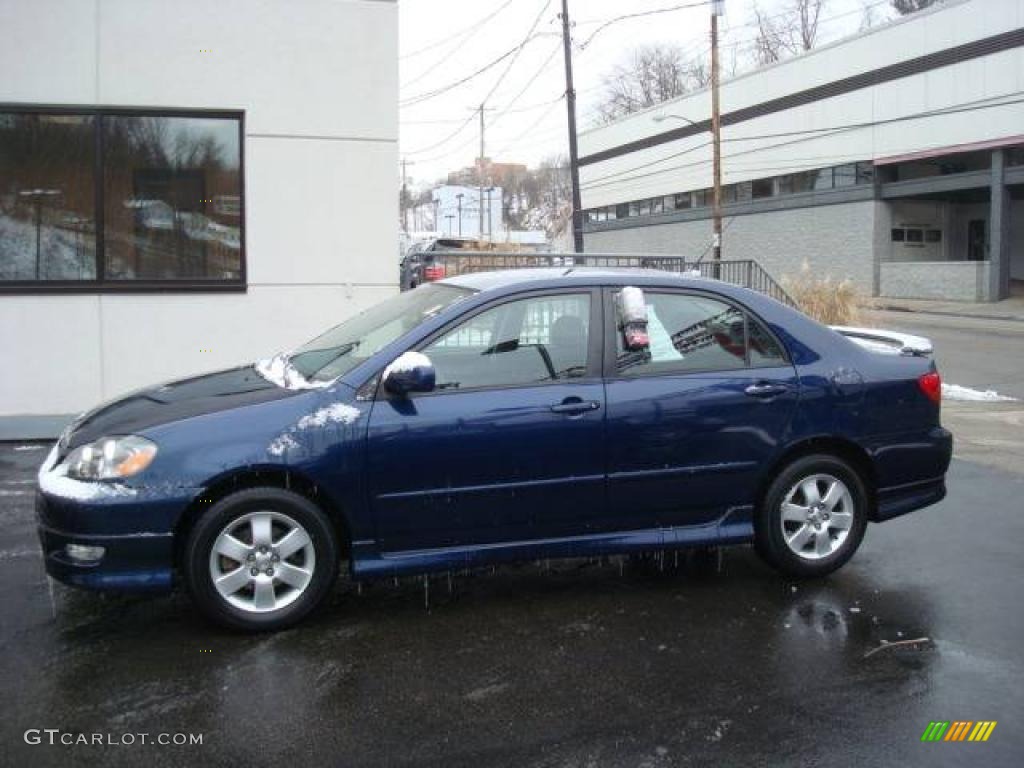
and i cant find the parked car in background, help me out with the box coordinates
[37,268,952,630]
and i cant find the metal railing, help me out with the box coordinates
[404,250,796,307]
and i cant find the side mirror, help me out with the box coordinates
[383,351,435,396]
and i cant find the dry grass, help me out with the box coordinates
[782,261,862,326]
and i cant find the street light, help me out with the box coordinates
[652,114,699,127]
[18,188,61,279]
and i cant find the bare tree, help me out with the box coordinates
[891,0,941,14]
[596,44,712,124]
[751,0,827,67]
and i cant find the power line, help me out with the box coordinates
[400,0,515,61]
[400,32,554,107]
[575,1,713,50]
[481,0,554,107]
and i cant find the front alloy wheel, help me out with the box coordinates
[184,487,339,631]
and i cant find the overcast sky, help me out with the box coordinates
[398,0,897,187]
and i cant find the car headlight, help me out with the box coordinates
[64,436,157,481]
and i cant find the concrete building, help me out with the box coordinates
[578,0,1024,302]
[0,0,398,423]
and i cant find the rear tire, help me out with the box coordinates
[183,487,339,631]
[755,454,868,578]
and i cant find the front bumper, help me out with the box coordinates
[37,518,175,591]
[35,445,196,592]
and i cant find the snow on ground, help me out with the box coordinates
[942,384,1017,402]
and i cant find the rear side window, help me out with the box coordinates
[615,292,786,376]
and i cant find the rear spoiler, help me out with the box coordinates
[830,326,933,357]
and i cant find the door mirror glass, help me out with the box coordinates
[383,351,435,396]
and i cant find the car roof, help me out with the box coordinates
[441,267,706,292]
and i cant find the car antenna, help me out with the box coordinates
[562,267,574,276]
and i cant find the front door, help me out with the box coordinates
[603,289,799,533]
[365,289,606,552]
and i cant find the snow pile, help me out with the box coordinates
[36,445,137,501]
[255,354,331,391]
[296,403,361,430]
[942,384,1017,402]
[382,351,431,380]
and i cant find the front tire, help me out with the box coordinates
[755,454,868,578]
[183,487,339,631]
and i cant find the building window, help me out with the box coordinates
[650,197,664,214]
[855,161,874,184]
[905,228,924,245]
[833,164,857,187]
[0,112,97,281]
[693,189,710,207]
[0,106,244,290]
[735,181,753,203]
[628,201,641,217]
[925,229,942,243]
[891,228,905,242]
[674,193,691,210]
[751,178,774,199]
[616,203,629,219]
[813,168,833,190]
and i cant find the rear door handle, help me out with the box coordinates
[550,399,601,415]
[744,382,790,398]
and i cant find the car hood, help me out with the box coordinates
[60,365,304,453]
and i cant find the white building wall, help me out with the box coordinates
[578,0,1024,208]
[0,0,398,415]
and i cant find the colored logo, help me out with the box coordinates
[921,721,997,742]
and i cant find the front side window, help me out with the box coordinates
[0,107,243,288]
[615,292,785,376]
[424,293,590,391]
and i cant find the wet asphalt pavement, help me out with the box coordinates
[1,443,1021,768]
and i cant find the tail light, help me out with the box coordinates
[423,264,445,282]
[918,371,941,404]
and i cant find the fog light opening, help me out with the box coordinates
[65,543,106,562]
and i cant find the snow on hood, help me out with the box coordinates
[255,353,332,391]
[37,444,137,501]
[941,384,1017,402]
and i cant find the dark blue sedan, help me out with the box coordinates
[37,269,952,630]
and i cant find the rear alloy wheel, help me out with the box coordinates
[756,455,868,577]
[184,488,339,631]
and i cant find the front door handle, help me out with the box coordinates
[744,382,790,398]
[550,399,601,415]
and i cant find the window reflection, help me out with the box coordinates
[0,113,96,280]
[103,115,241,280]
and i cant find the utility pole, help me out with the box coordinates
[478,104,486,243]
[456,192,464,237]
[400,157,414,233]
[560,0,584,254]
[710,0,725,269]
[485,187,493,241]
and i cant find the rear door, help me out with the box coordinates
[603,287,799,533]
[365,289,607,552]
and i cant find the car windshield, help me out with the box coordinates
[259,283,472,387]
